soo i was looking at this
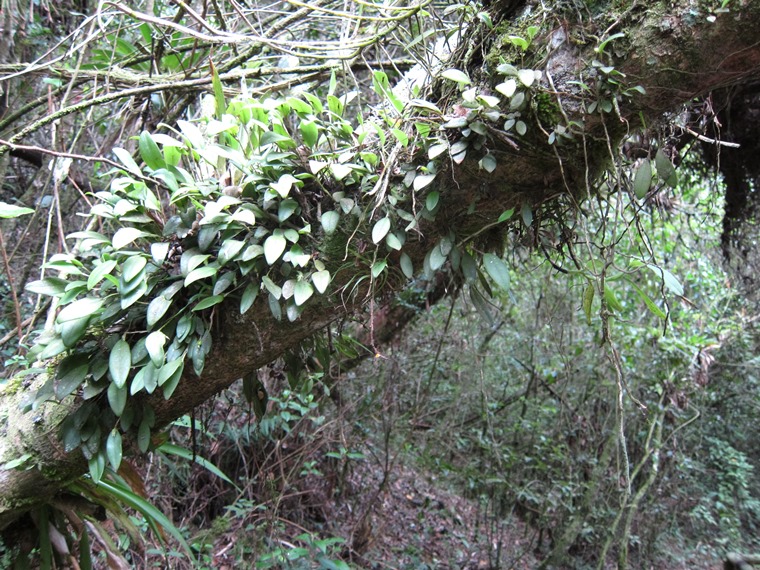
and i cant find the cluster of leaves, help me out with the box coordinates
[257,534,348,569]
[437,62,541,166]
[23,81,377,480]
[18,22,579,485]
[569,33,647,120]
[631,147,679,199]
[365,60,547,314]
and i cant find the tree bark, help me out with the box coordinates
[1,0,760,528]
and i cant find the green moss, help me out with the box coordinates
[0,376,23,396]
[483,19,540,75]
[211,515,231,535]
[534,91,562,128]
[318,223,353,265]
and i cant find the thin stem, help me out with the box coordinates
[0,230,23,347]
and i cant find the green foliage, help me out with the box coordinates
[24,96,359,469]
[687,438,760,548]
[256,534,349,569]
[0,202,35,218]
[16,25,566,484]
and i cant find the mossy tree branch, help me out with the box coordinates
[0,0,759,531]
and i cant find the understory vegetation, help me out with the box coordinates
[9,168,756,569]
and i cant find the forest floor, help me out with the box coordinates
[203,448,723,570]
[203,449,543,569]
[353,461,541,569]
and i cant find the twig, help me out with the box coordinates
[0,64,349,156]
[0,230,23,345]
[685,126,740,148]
[0,312,40,348]
[0,139,152,181]
[105,2,253,44]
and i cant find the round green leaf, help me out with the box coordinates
[440,68,471,85]
[107,382,127,416]
[89,453,106,484]
[139,131,166,170]
[181,251,210,276]
[60,315,91,348]
[300,120,319,147]
[109,339,131,388]
[510,92,526,110]
[281,279,296,300]
[461,252,478,282]
[310,160,328,173]
[429,243,447,271]
[218,239,245,265]
[232,208,256,226]
[277,199,298,223]
[428,143,448,160]
[385,232,403,251]
[426,191,440,211]
[261,276,282,299]
[240,281,260,314]
[413,173,436,191]
[112,227,150,250]
[483,253,511,291]
[0,202,34,218]
[58,297,104,323]
[647,264,684,296]
[400,252,414,279]
[271,174,298,197]
[330,163,352,181]
[480,154,497,173]
[88,259,117,290]
[372,217,391,244]
[633,158,652,199]
[264,233,287,265]
[40,338,67,360]
[294,281,314,306]
[495,79,517,98]
[120,279,148,309]
[55,354,89,399]
[321,211,340,234]
[158,358,185,392]
[517,68,536,87]
[213,271,236,296]
[371,259,387,278]
[655,148,678,187]
[122,255,147,283]
[184,265,218,286]
[26,277,69,297]
[145,331,167,368]
[311,270,331,294]
[106,429,123,471]
[112,147,142,175]
[192,294,225,311]
[146,295,172,328]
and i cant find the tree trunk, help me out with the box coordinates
[1,0,760,529]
